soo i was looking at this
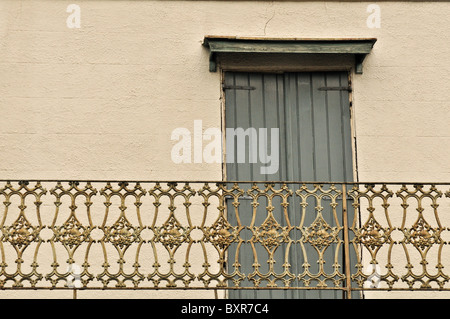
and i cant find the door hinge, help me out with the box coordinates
[222,84,256,91]
[318,86,352,92]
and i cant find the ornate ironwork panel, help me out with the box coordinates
[0,181,449,296]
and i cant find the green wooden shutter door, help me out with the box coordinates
[224,71,354,299]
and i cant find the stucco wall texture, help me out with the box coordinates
[0,0,449,298]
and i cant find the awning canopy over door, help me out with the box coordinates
[203,36,377,74]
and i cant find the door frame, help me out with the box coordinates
[219,68,361,299]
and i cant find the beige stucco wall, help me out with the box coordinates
[0,0,449,298]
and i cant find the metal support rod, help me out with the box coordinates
[342,184,352,299]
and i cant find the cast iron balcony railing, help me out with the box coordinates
[1,180,450,298]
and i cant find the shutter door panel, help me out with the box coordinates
[224,71,354,299]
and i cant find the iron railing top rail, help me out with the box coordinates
[1,180,450,185]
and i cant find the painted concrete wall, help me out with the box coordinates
[0,0,449,298]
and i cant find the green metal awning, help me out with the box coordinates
[203,36,377,74]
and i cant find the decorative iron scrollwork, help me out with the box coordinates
[303,214,339,251]
[0,181,448,294]
[355,216,388,250]
[403,216,438,251]
[155,215,188,251]
[102,215,140,250]
[51,215,91,249]
[3,214,38,250]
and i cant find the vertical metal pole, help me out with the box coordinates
[342,184,352,299]
[73,289,77,299]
